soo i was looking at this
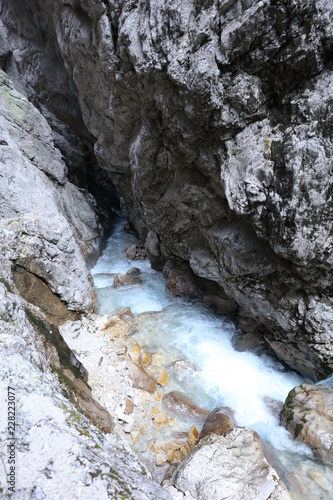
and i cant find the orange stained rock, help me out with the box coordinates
[128,343,141,363]
[154,411,169,426]
[154,391,164,402]
[139,350,152,367]
[157,368,169,386]
[189,425,199,447]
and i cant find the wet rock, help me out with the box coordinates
[126,244,137,260]
[168,428,291,499]
[199,407,235,441]
[163,391,209,421]
[97,307,134,330]
[128,362,157,393]
[123,222,134,233]
[164,262,204,300]
[126,267,141,276]
[113,274,142,288]
[233,331,267,354]
[203,295,238,316]
[280,384,333,464]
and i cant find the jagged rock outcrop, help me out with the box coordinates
[4,0,330,379]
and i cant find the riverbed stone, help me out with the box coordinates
[129,362,157,393]
[126,244,137,260]
[157,368,169,386]
[163,391,209,421]
[97,307,134,330]
[114,274,143,288]
[139,350,152,367]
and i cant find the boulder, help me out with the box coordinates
[199,407,235,441]
[126,244,137,260]
[280,384,333,464]
[168,428,291,500]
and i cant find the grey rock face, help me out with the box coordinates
[0,69,98,312]
[39,0,333,379]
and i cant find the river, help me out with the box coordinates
[91,216,333,499]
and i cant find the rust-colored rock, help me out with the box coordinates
[157,368,169,386]
[129,343,141,363]
[128,362,157,393]
[163,391,209,421]
[139,350,152,367]
[113,274,142,288]
[199,407,235,441]
[189,425,199,448]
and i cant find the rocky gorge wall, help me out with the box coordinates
[0,1,333,497]
[22,0,332,380]
[1,0,333,380]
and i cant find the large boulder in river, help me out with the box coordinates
[113,274,142,288]
[280,383,333,464]
[166,428,291,499]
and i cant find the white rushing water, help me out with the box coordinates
[91,217,333,498]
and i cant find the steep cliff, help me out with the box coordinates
[1,1,333,379]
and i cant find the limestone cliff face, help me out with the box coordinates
[2,0,333,379]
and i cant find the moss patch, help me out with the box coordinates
[294,423,303,438]
[25,307,85,383]
[0,277,13,294]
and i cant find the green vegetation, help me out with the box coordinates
[294,423,303,438]
[0,277,13,293]
[141,466,147,476]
